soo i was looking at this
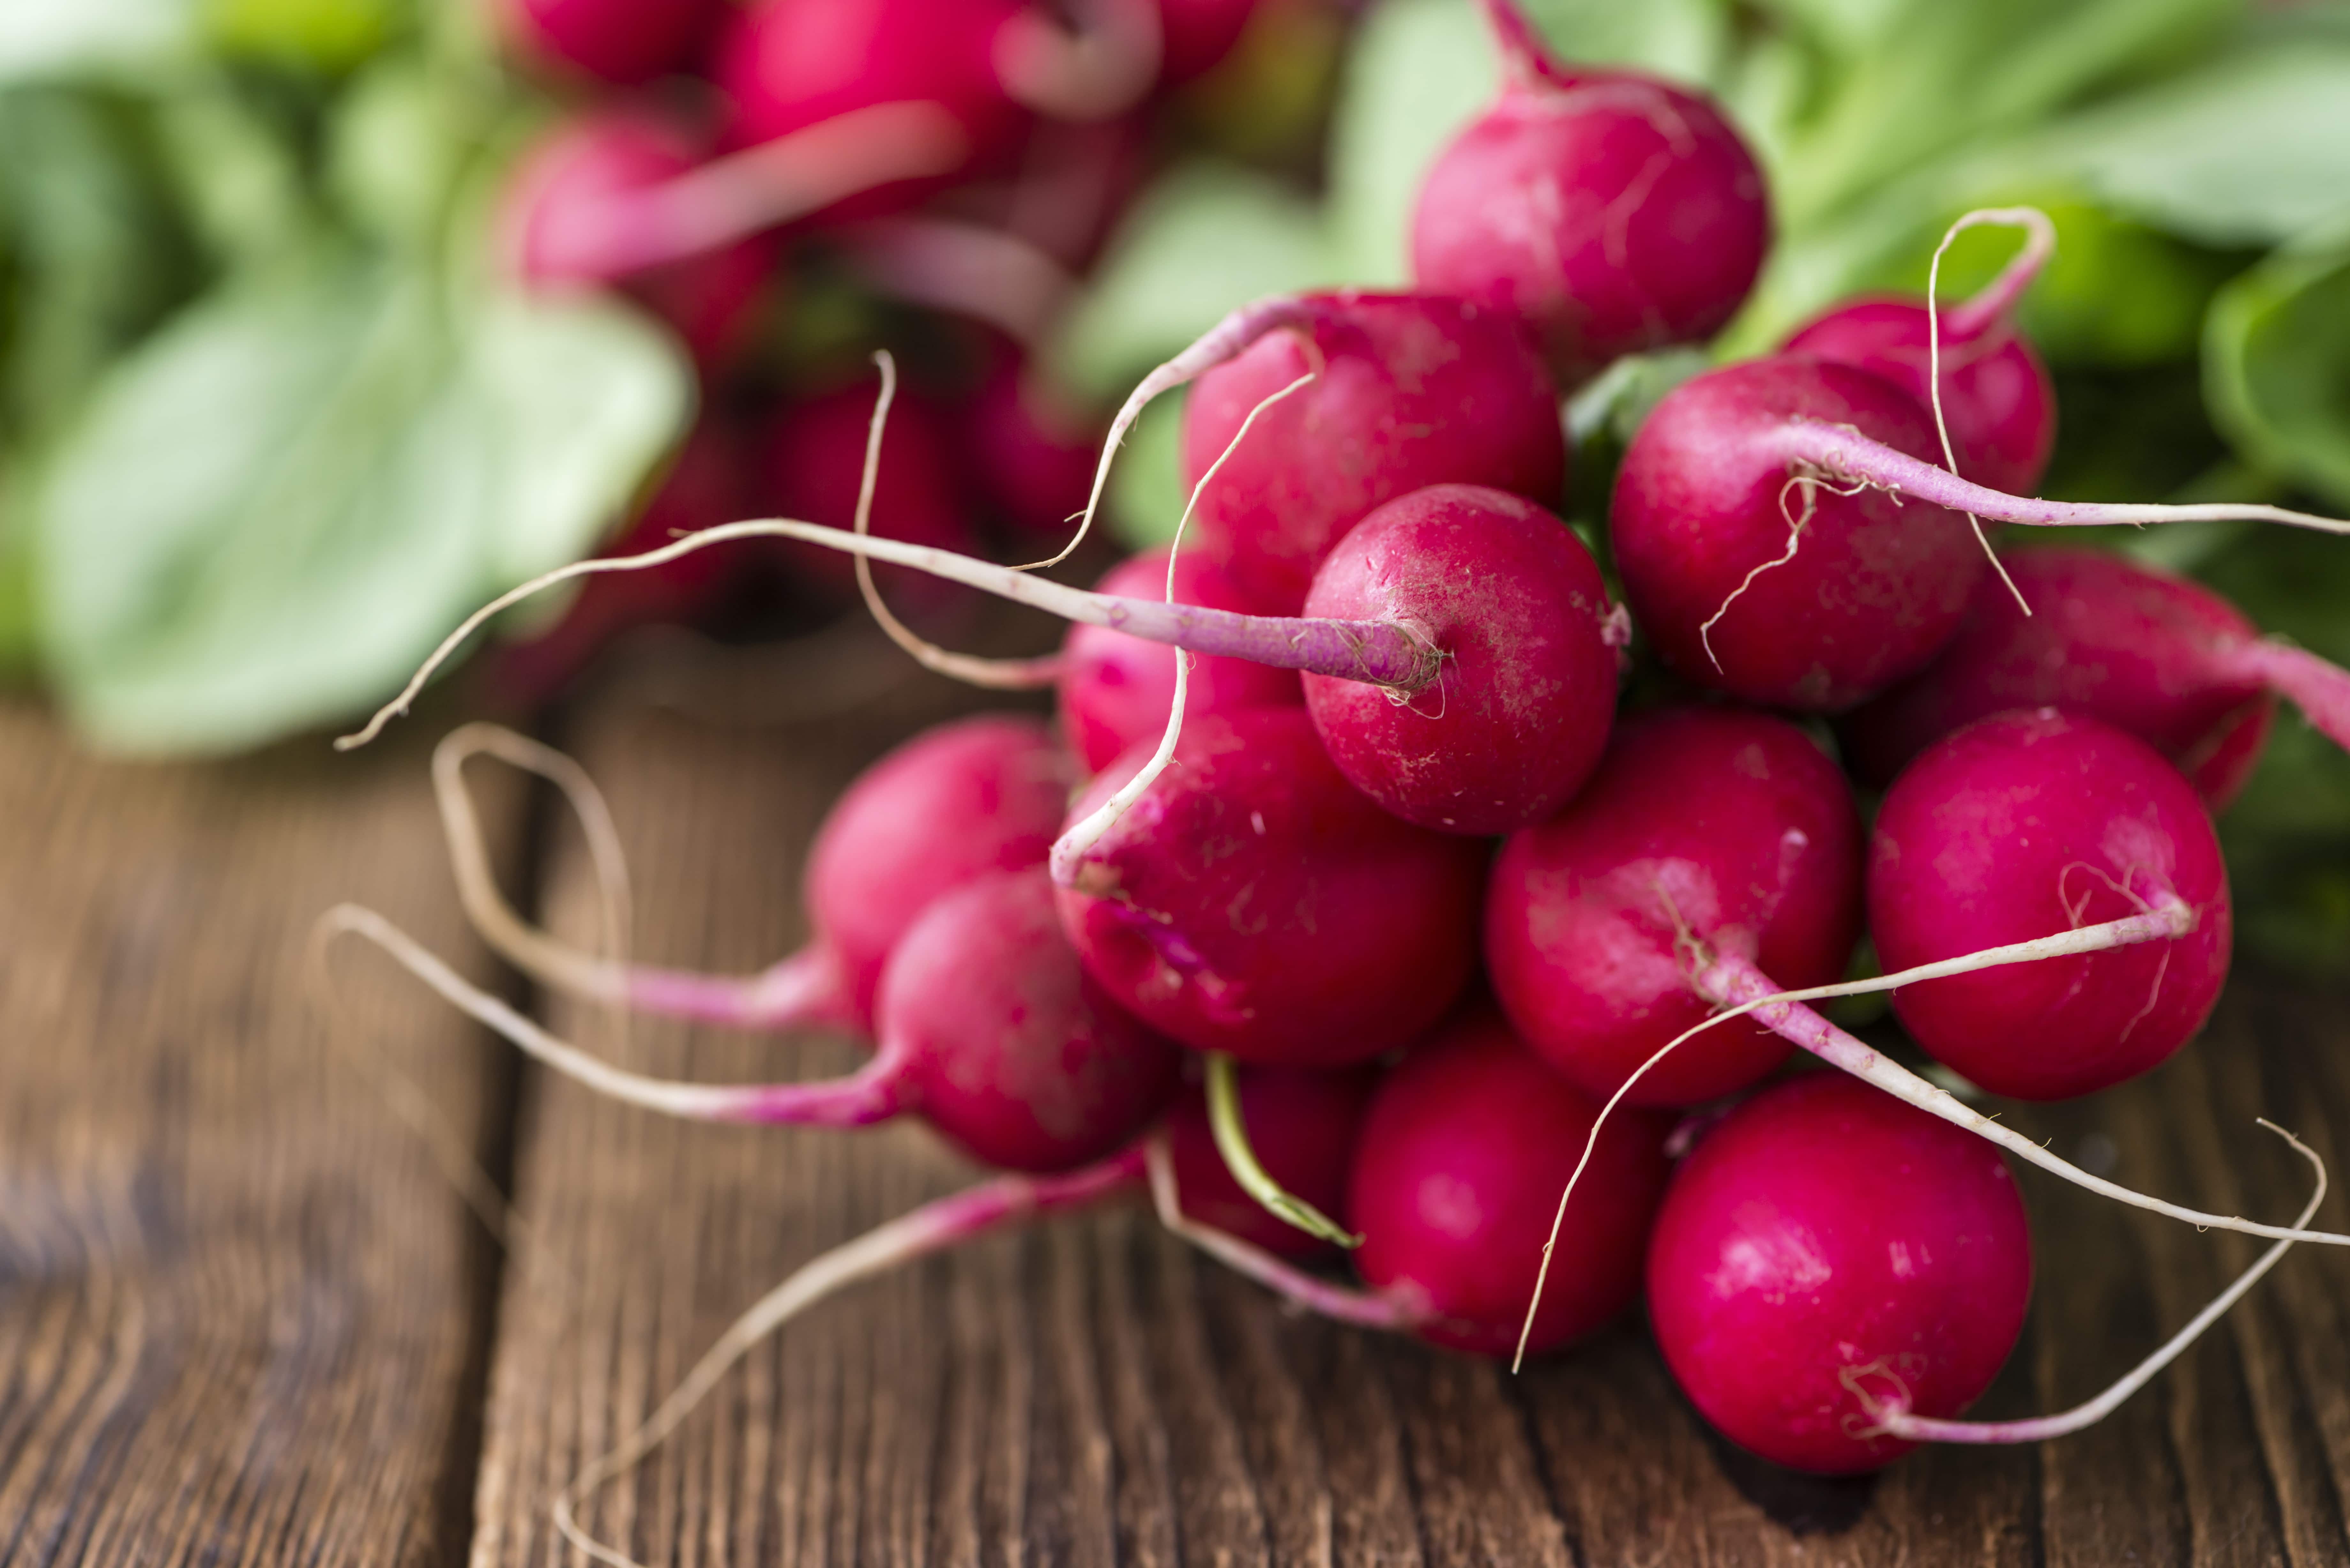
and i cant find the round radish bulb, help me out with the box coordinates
[1869,708,2230,1101]
[871,868,1182,1171]
[758,378,983,618]
[1349,1012,1672,1358]
[1058,548,1301,773]
[1783,296,2056,496]
[714,0,1029,215]
[499,108,779,363]
[1181,290,1565,613]
[1054,708,1486,1067]
[1647,1074,2032,1474]
[1485,707,1863,1106]
[493,0,722,84]
[1164,1064,1377,1259]
[1611,356,1987,711]
[1410,1,1768,378]
[1844,548,2281,808]
[491,424,746,707]
[1301,484,1617,833]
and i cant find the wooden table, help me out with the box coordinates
[4,680,2347,1567]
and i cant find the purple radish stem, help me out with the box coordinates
[337,515,1436,751]
[2224,638,2350,750]
[1142,1135,1417,1331]
[1855,1122,2322,1447]
[1519,904,2350,1367]
[844,219,1078,351]
[1924,207,2059,611]
[1762,419,2350,536]
[1049,367,1317,883]
[992,0,1161,120]
[555,1147,1150,1568]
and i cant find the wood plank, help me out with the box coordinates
[470,692,2350,1566]
[0,698,527,1566]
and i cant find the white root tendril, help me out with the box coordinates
[1852,1120,2324,1446]
[1926,207,2054,616]
[850,351,1065,691]
[1512,900,2350,1372]
[1697,470,1856,671]
[1047,368,1317,889]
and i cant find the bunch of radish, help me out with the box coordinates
[478,0,1298,702]
[329,0,2350,1553]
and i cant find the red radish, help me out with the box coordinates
[1156,0,1260,82]
[1053,709,1486,1067]
[1842,547,2350,810]
[1349,1013,1672,1359]
[1163,1064,1376,1259]
[492,0,722,85]
[1486,707,1862,1107]
[1609,355,2350,712]
[1174,291,1566,612]
[499,108,781,363]
[338,868,1182,1173]
[1057,547,1300,773]
[757,378,984,618]
[1300,483,1618,834]
[490,424,747,708]
[1646,1074,2032,1474]
[1869,708,2230,1101]
[432,715,1073,1038]
[1410,0,1768,378]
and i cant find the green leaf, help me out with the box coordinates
[1106,391,1188,551]
[35,255,689,753]
[0,0,193,85]
[1050,162,1338,402]
[2204,231,2350,508]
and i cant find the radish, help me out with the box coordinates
[1869,708,2230,1102]
[491,0,722,85]
[1782,210,2058,495]
[960,354,1113,544]
[1164,291,1566,613]
[1845,547,2350,810]
[1163,1062,1376,1259]
[498,107,781,363]
[433,714,1072,1038]
[1610,354,2350,711]
[1057,547,1300,773]
[333,865,1182,1173]
[1300,483,1619,834]
[757,377,984,619]
[1157,0,1260,82]
[1348,1012,1673,1359]
[1052,708,1486,1067]
[1645,1074,2033,1474]
[1409,0,1769,378]
[1484,706,1863,1108]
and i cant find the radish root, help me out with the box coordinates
[1202,1052,1362,1248]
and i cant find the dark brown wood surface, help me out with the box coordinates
[3,684,2348,1565]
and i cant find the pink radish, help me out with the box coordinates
[1484,706,1863,1107]
[1057,547,1300,773]
[1053,708,1486,1067]
[1843,547,2350,810]
[491,0,723,85]
[499,107,780,363]
[1174,291,1566,612]
[1300,483,1618,834]
[1164,1063,1376,1259]
[1869,707,2230,1101]
[1646,1074,2032,1474]
[960,353,1113,543]
[1348,1012,1672,1359]
[432,714,1073,1038]
[1410,0,1768,378]
[337,866,1182,1173]
[1610,355,2350,711]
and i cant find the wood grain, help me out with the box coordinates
[0,699,526,1566]
[467,695,2350,1568]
